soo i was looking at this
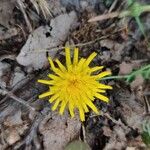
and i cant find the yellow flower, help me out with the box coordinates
[38,47,112,121]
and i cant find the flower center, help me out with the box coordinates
[69,79,79,87]
[67,75,83,91]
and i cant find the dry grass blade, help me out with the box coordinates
[88,10,130,22]
[17,0,32,32]
[0,79,36,111]
[88,12,120,22]
[39,0,52,18]
[30,0,40,14]
[30,0,52,19]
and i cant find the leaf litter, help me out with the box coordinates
[0,0,150,150]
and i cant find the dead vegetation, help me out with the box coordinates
[0,0,150,150]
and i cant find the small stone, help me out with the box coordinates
[130,75,144,90]
[39,112,81,150]
[119,62,133,75]
[5,128,20,145]
[4,110,23,126]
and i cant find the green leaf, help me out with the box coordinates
[126,64,150,83]
[142,131,150,147]
[129,2,143,17]
[65,140,91,150]
[142,69,150,79]
[135,17,146,38]
[126,74,135,83]
[142,121,150,147]
[127,0,135,6]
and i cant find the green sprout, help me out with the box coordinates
[127,0,148,38]
[101,64,150,83]
[142,120,150,147]
[119,0,150,39]
[89,0,150,39]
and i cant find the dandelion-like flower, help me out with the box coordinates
[38,47,112,121]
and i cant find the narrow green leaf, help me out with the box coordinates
[135,17,146,38]
[65,140,91,150]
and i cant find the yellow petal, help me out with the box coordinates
[86,91,94,101]
[59,100,68,115]
[48,58,66,78]
[78,104,85,121]
[85,98,99,114]
[84,52,97,66]
[39,91,53,98]
[80,86,94,100]
[93,71,111,79]
[48,74,60,80]
[38,79,55,85]
[97,89,106,93]
[49,93,60,103]
[82,102,89,113]
[54,70,66,78]
[48,57,56,71]
[76,58,86,72]
[94,93,109,103]
[72,94,85,121]
[55,59,66,72]
[65,47,72,68]
[87,84,106,93]
[73,48,79,65]
[98,83,112,89]
[89,66,104,73]
[52,99,60,111]
[85,81,100,92]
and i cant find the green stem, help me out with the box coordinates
[119,5,150,18]
[101,64,150,81]
[135,16,146,38]
[132,64,150,75]
[119,10,131,18]
[101,75,129,80]
[142,5,150,13]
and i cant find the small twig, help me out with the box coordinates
[32,28,126,53]
[103,113,124,126]
[91,112,129,130]
[108,0,118,13]
[81,124,86,142]
[0,75,33,105]
[88,11,130,22]
[103,113,126,127]
[14,24,27,40]
[14,107,50,150]
[8,92,35,111]
[32,36,109,53]
[0,54,16,62]
[0,83,35,111]
[88,4,150,22]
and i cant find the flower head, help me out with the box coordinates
[38,47,112,121]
